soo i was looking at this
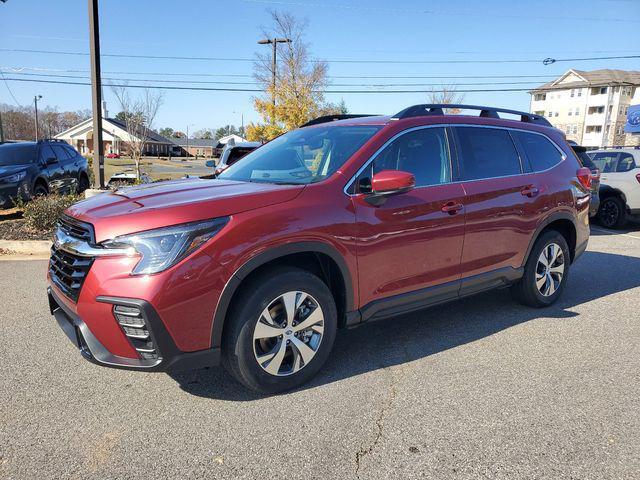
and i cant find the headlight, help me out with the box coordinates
[1,171,27,183]
[101,217,229,275]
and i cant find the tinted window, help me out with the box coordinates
[366,127,450,188]
[455,127,521,180]
[591,152,619,173]
[63,145,79,158]
[38,145,56,164]
[51,145,71,161]
[227,147,257,166]
[573,149,597,171]
[0,144,36,166]
[617,153,636,172]
[515,131,563,171]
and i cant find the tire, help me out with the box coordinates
[77,175,90,193]
[33,183,48,197]
[597,196,628,229]
[511,230,570,308]
[222,267,338,394]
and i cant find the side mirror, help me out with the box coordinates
[46,157,58,165]
[365,170,415,206]
[205,160,216,168]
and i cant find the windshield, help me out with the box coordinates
[218,125,381,184]
[0,144,36,166]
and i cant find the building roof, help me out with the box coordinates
[168,137,218,147]
[106,117,173,144]
[54,117,173,144]
[532,69,640,92]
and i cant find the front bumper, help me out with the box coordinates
[48,287,220,372]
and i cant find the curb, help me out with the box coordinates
[0,239,52,256]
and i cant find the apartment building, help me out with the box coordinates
[529,69,640,148]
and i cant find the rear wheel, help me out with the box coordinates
[223,267,337,394]
[77,175,90,193]
[33,182,48,197]
[512,230,570,308]
[597,196,627,229]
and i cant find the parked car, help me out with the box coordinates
[106,152,121,159]
[568,140,600,217]
[106,171,152,187]
[47,104,590,393]
[0,139,89,208]
[207,140,261,176]
[588,147,640,228]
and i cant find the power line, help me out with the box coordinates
[0,66,560,80]
[2,48,638,64]
[3,71,550,88]
[0,76,542,94]
[0,71,21,107]
[241,0,640,24]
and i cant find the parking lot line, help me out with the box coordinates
[591,226,640,240]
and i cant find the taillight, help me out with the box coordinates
[576,167,592,190]
[591,168,600,181]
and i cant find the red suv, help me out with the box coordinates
[48,104,591,393]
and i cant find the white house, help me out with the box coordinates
[529,69,640,148]
[55,117,174,156]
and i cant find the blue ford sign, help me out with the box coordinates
[625,104,640,133]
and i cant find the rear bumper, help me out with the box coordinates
[48,287,220,372]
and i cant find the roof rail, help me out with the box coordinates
[301,114,379,128]
[37,138,67,143]
[393,104,552,127]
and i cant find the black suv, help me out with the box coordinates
[0,140,89,208]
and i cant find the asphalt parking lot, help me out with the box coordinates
[1,225,639,479]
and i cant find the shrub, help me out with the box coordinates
[22,194,83,232]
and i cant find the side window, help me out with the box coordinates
[363,127,450,189]
[51,145,71,161]
[63,145,79,158]
[514,131,564,171]
[38,145,56,164]
[616,153,636,172]
[591,153,619,173]
[455,127,522,180]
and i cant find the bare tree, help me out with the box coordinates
[111,86,164,179]
[428,85,465,114]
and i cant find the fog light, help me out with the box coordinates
[112,304,158,360]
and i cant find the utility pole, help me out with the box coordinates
[34,95,42,140]
[88,0,105,188]
[257,37,291,122]
[0,109,4,143]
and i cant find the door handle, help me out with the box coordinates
[441,201,463,215]
[521,186,539,198]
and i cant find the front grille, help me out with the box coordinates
[49,246,93,302]
[58,214,94,243]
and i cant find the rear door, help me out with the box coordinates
[50,144,76,192]
[352,126,466,312]
[452,126,539,285]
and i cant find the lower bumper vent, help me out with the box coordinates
[113,304,158,360]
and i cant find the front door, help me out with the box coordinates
[352,126,466,314]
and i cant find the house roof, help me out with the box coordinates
[54,117,173,144]
[169,137,218,147]
[106,118,172,144]
[532,69,640,92]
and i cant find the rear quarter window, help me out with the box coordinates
[514,131,564,171]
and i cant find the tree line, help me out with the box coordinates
[0,103,91,141]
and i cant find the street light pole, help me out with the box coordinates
[34,95,42,140]
[88,0,105,188]
[257,37,291,122]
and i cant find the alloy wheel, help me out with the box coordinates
[599,199,619,228]
[252,291,324,376]
[535,243,565,297]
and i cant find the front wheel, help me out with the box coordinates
[512,230,570,308]
[223,267,337,394]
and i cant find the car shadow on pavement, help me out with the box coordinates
[170,250,640,401]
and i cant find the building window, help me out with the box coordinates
[534,110,545,116]
[548,111,553,117]
[534,93,546,101]
[554,112,559,117]
[585,125,603,134]
[573,125,578,134]
[588,106,605,114]
[568,110,572,116]
[575,107,580,116]
[570,89,575,97]
[577,89,582,97]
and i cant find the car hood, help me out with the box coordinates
[0,165,30,177]
[66,178,305,242]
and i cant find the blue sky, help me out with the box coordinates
[1,0,639,134]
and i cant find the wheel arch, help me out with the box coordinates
[210,241,355,349]
[523,212,578,265]
[32,175,49,193]
[599,185,627,205]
